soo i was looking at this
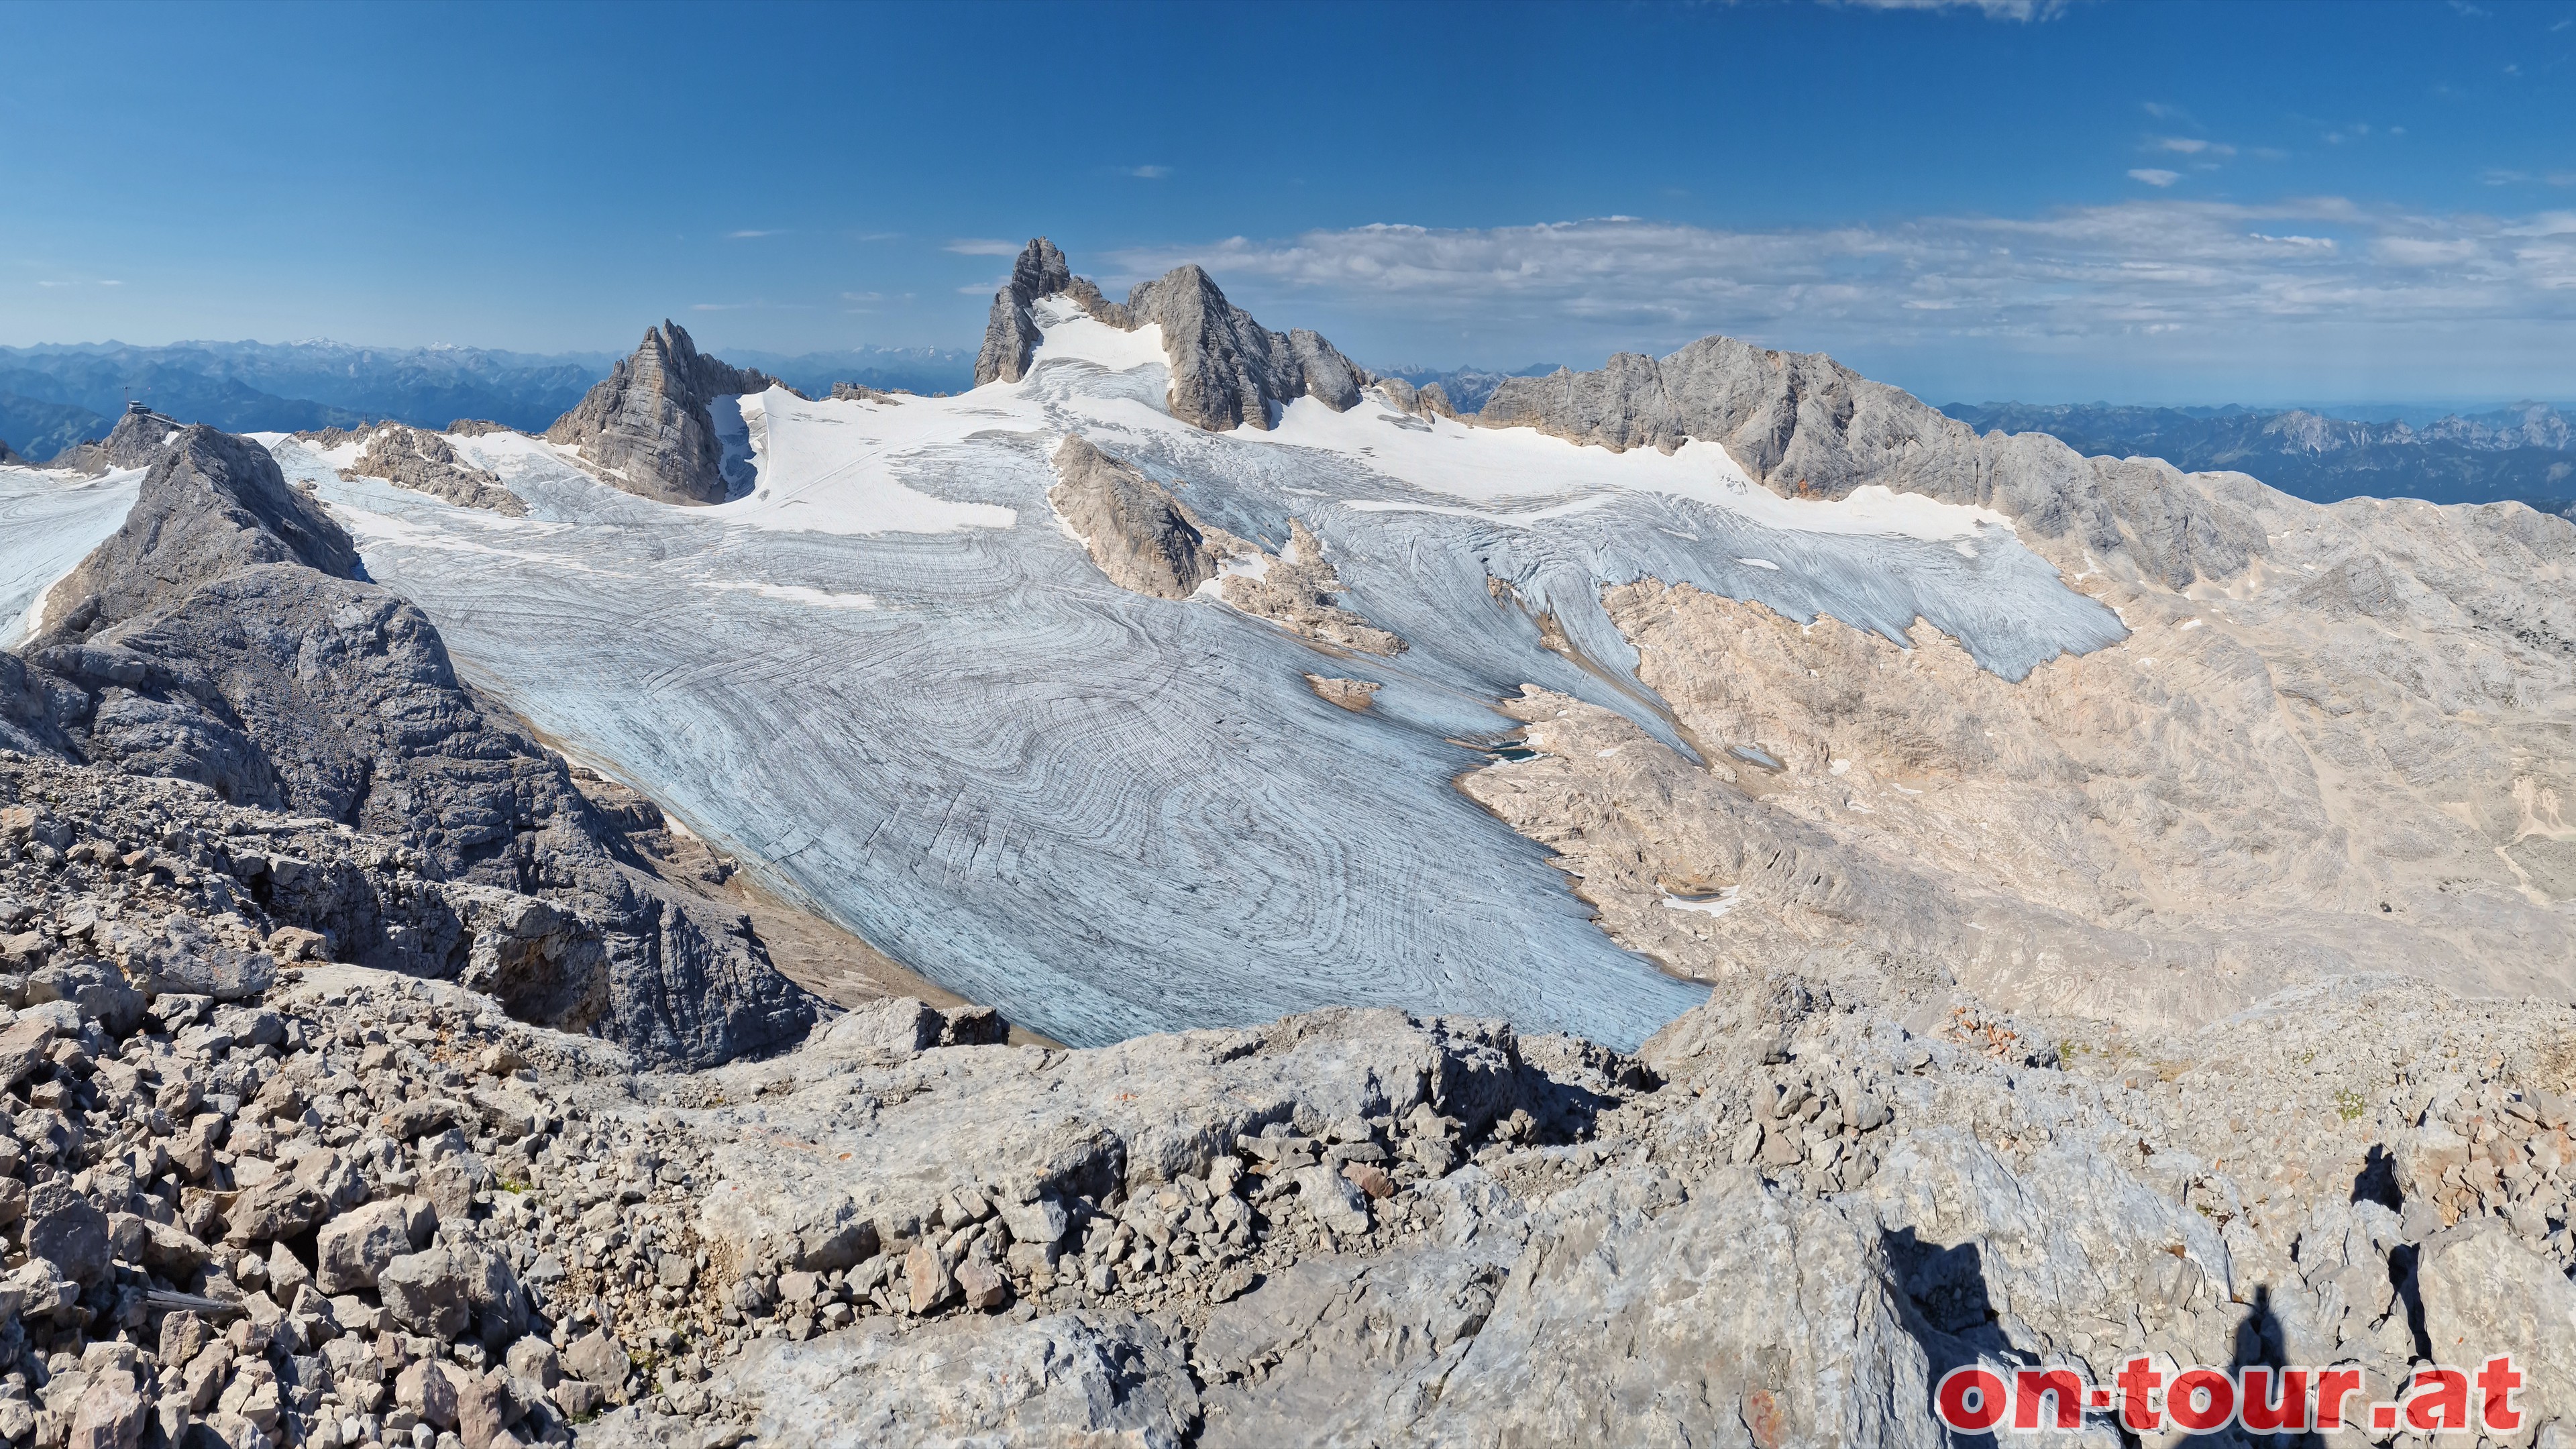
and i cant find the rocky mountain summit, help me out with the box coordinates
[974,239,1368,431]
[541,328,773,507]
[1479,340,2265,590]
[46,409,193,482]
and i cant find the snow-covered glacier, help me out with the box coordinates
[16,307,2124,1048]
[0,466,140,647]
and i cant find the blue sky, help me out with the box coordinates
[2,0,2571,403]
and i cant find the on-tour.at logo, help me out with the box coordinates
[1935,1356,2526,1436]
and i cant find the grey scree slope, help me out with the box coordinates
[235,241,2133,1051]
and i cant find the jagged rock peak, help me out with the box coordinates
[973,237,1077,386]
[0,439,24,467]
[543,321,775,506]
[974,237,1371,433]
[1123,264,1368,432]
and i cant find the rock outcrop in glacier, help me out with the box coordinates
[543,323,775,506]
[2,425,817,1067]
[1047,435,1216,600]
[337,425,527,516]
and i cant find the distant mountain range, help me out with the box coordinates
[1940,399,2576,517]
[1373,363,1560,415]
[0,338,978,461]
[6,338,2572,523]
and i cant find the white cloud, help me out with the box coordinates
[727,229,784,239]
[1126,165,1173,180]
[2153,137,2235,156]
[1095,202,2576,375]
[944,239,1022,256]
[2128,168,2181,187]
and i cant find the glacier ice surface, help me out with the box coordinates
[0,466,144,647]
[5,319,2122,1051]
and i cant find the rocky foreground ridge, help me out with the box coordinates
[1,421,818,1072]
[2,748,2576,1447]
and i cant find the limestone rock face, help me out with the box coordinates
[543,321,773,505]
[36,423,358,641]
[1,422,817,1068]
[1123,264,1368,431]
[1373,378,1457,421]
[589,1311,1201,1449]
[1477,337,2266,588]
[1047,435,1214,600]
[340,425,526,515]
[2414,1217,2576,1442]
[973,237,1370,433]
[971,237,1075,386]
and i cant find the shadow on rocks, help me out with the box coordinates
[1880,1228,2029,1447]
[1509,1034,1644,1144]
[2226,1285,2317,1449]
[2350,1144,2404,1213]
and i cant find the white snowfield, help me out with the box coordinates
[0,465,143,647]
[11,313,2124,1049]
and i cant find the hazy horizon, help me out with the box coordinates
[5,0,2573,406]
